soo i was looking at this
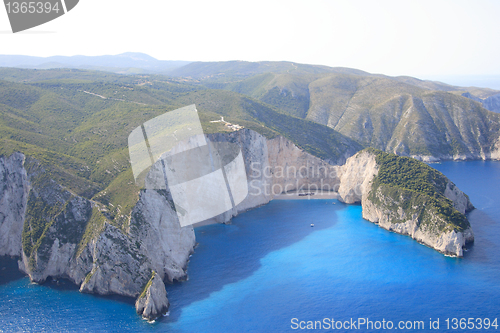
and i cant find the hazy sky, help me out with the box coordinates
[1,0,499,78]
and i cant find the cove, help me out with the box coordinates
[0,162,499,332]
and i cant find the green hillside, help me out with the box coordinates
[2,63,500,228]
[368,148,470,232]
[197,68,500,159]
[0,67,361,226]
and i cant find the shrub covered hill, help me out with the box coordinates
[0,63,495,240]
[0,67,364,319]
[0,63,487,319]
[336,148,474,257]
[173,61,500,160]
[0,67,362,219]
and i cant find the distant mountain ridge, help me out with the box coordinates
[0,53,191,74]
[166,60,370,80]
[178,65,500,160]
[1,56,500,160]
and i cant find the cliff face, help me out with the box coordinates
[362,188,474,257]
[337,150,378,204]
[135,271,169,321]
[0,155,195,320]
[0,152,28,257]
[200,129,342,224]
[127,189,195,284]
[338,149,474,257]
[267,136,341,193]
[17,157,93,283]
[200,130,273,224]
[463,92,500,114]
[0,129,477,321]
[0,129,337,321]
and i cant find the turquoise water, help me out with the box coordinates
[1,162,500,332]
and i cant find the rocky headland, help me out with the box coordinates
[0,129,474,320]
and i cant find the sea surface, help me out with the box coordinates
[1,161,500,332]
[421,75,500,91]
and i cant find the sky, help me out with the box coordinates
[1,0,500,80]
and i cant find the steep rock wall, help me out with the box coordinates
[0,129,478,321]
[337,150,474,257]
[267,135,341,194]
[127,189,195,284]
[0,152,29,257]
[0,154,195,321]
[337,150,378,204]
[202,129,342,225]
[135,271,169,321]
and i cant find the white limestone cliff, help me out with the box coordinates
[0,154,194,321]
[128,189,196,283]
[337,150,378,204]
[267,135,341,194]
[0,129,477,321]
[337,150,474,257]
[201,129,342,225]
[0,152,29,257]
[135,271,169,321]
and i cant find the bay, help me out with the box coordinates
[1,161,499,332]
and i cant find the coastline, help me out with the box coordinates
[273,190,339,200]
[192,191,339,228]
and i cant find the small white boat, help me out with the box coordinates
[310,223,314,227]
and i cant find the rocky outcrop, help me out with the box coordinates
[267,136,341,194]
[444,181,474,215]
[199,129,343,225]
[463,91,500,114]
[338,149,474,257]
[0,152,29,257]
[135,271,169,321]
[362,188,474,256]
[127,189,195,283]
[0,154,195,321]
[337,150,378,204]
[20,192,93,283]
[0,129,478,321]
[78,222,150,297]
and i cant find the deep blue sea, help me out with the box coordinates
[1,161,500,332]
